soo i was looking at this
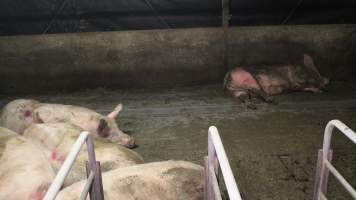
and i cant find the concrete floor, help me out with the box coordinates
[1,82,355,200]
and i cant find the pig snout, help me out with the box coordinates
[118,135,136,148]
[110,132,136,148]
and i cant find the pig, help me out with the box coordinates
[0,128,55,200]
[0,126,18,138]
[224,54,329,105]
[56,160,204,200]
[23,122,144,186]
[0,99,135,148]
[0,127,18,156]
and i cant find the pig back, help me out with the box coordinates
[56,160,203,200]
[34,103,102,125]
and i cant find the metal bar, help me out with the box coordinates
[85,161,94,200]
[205,156,222,200]
[95,161,104,200]
[313,149,332,200]
[313,150,323,200]
[319,192,328,200]
[208,132,220,178]
[324,160,356,199]
[208,126,242,200]
[44,131,90,200]
[204,157,213,200]
[208,130,220,199]
[322,120,356,161]
[209,165,223,200]
[86,135,103,200]
[204,157,209,200]
[313,119,356,200]
[320,150,333,197]
[86,137,96,200]
[80,171,95,200]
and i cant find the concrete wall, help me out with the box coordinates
[0,24,355,94]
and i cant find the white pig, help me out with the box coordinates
[0,129,55,200]
[0,99,135,148]
[23,122,144,186]
[56,160,204,200]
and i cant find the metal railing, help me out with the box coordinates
[44,131,104,200]
[204,126,243,200]
[313,120,356,200]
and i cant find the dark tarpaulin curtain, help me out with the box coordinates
[0,0,355,35]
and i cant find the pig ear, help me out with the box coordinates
[97,119,109,137]
[303,54,315,67]
[107,103,123,119]
[304,54,322,75]
[33,112,44,124]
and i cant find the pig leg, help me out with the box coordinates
[233,87,277,106]
[233,90,249,102]
[233,90,257,110]
[248,73,278,104]
[249,88,278,105]
[303,87,323,93]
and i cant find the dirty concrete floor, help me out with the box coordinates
[1,82,355,200]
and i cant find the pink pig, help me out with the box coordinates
[224,54,329,104]
[0,130,55,200]
[0,99,135,148]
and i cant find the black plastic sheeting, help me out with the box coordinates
[0,0,355,35]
